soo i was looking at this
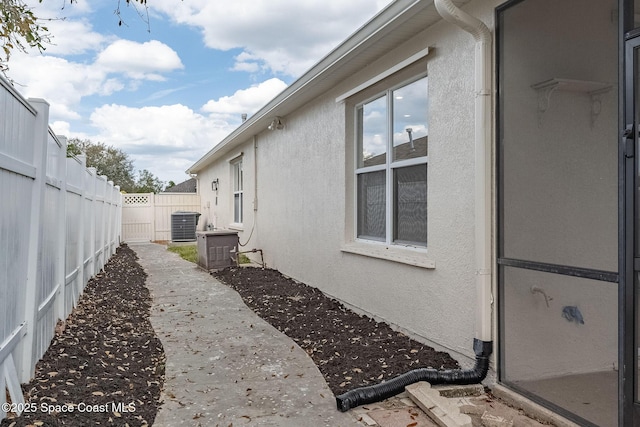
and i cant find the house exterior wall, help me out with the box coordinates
[197,140,257,238]
[199,0,503,363]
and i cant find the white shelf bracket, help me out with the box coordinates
[589,88,611,128]
[536,85,559,126]
[531,78,613,127]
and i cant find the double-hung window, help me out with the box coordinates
[355,76,428,247]
[232,158,243,224]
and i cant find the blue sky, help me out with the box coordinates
[8,0,392,186]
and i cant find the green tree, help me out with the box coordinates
[67,138,136,192]
[135,169,164,194]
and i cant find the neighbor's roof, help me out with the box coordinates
[163,177,197,193]
[187,0,469,174]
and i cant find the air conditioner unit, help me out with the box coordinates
[197,230,239,271]
[171,211,201,242]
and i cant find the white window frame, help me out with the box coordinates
[232,158,243,225]
[354,74,428,249]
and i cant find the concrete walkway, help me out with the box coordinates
[132,243,359,427]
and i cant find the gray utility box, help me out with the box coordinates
[197,230,239,271]
[171,211,201,242]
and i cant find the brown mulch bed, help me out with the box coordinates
[214,267,460,394]
[1,245,164,427]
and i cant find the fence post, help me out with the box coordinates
[99,175,108,269]
[55,136,68,322]
[75,154,87,301]
[115,187,122,245]
[20,99,49,382]
[87,167,97,278]
[107,181,114,257]
[150,193,156,242]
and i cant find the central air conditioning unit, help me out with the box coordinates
[197,230,239,271]
[171,211,201,242]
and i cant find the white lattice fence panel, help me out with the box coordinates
[124,194,151,206]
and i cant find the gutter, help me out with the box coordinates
[337,0,494,412]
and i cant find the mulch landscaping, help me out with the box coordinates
[2,245,460,426]
[214,267,460,394]
[1,245,164,427]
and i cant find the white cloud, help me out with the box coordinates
[51,121,72,137]
[85,77,288,182]
[87,103,230,182]
[149,0,392,76]
[25,0,93,17]
[42,18,110,56]
[95,40,184,80]
[18,0,106,58]
[6,38,182,121]
[90,103,215,149]
[232,52,262,73]
[6,54,118,120]
[201,78,287,117]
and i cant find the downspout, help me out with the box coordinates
[254,135,258,213]
[336,0,493,412]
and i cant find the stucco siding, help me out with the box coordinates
[249,14,485,361]
[253,93,479,361]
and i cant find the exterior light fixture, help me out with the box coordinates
[211,178,219,192]
[268,116,285,131]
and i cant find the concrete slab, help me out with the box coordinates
[132,243,359,427]
[367,407,439,427]
[490,385,581,427]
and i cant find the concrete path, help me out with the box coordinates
[131,243,358,427]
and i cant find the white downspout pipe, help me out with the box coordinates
[434,0,493,344]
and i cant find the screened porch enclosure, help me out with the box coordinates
[498,0,619,426]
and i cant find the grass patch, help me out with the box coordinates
[169,245,250,265]
[168,245,198,263]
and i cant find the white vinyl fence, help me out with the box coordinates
[122,193,201,242]
[0,77,122,421]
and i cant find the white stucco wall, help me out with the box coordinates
[226,5,494,363]
[196,141,257,237]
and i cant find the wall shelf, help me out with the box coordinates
[531,78,613,126]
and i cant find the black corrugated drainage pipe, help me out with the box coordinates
[336,339,492,412]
